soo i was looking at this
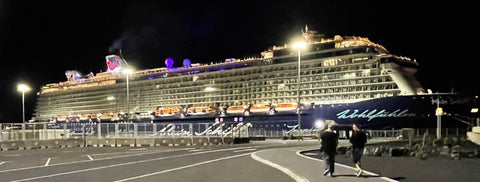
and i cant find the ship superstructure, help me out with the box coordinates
[34,28,425,123]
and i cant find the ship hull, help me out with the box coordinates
[147,94,473,130]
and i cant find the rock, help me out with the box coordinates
[373,147,383,156]
[450,145,461,160]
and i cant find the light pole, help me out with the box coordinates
[434,93,442,140]
[17,83,31,123]
[122,68,133,122]
[293,42,306,140]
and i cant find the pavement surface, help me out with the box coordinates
[0,139,398,182]
[253,146,394,182]
[304,150,480,182]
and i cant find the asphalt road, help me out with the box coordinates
[0,141,311,182]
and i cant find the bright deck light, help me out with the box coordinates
[17,83,31,92]
[293,42,306,49]
[314,119,325,129]
[205,87,215,92]
[122,68,133,74]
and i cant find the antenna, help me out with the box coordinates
[301,25,323,43]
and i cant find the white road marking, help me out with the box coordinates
[86,155,94,161]
[113,152,252,182]
[44,158,51,166]
[302,152,319,156]
[0,162,6,166]
[10,146,257,182]
[233,148,257,153]
[189,149,205,152]
[251,151,309,182]
[129,148,148,151]
[0,148,192,173]
[295,150,398,182]
[2,154,21,157]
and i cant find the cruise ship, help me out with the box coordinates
[33,27,473,129]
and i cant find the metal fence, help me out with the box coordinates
[1,122,468,142]
[0,122,255,141]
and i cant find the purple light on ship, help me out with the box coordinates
[165,58,174,68]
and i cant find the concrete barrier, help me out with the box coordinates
[47,139,63,148]
[1,135,248,150]
[155,138,174,146]
[467,126,480,145]
[136,138,155,147]
[85,138,98,147]
[223,137,234,144]
[0,141,24,151]
[174,137,192,146]
[98,138,116,147]
[116,138,136,147]
[192,137,208,146]
[24,140,48,150]
[63,138,84,147]
[209,137,223,145]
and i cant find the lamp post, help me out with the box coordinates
[17,83,31,123]
[122,68,133,122]
[434,93,442,140]
[293,42,306,140]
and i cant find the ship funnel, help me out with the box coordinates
[105,55,129,74]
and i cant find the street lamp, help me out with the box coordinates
[122,68,133,122]
[293,42,306,140]
[17,83,31,123]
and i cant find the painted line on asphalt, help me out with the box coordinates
[188,149,205,152]
[0,148,193,173]
[2,154,21,157]
[113,152,253,182]
[129,148,148,151]
[86,155,94,161]
[10,146,257,182]
[44,158,51,166]
[233,148,257,153]
[295,150,398,182]
[0,162,5,166]
[251,151,309,182]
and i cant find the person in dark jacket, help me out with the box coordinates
[320,124,338,177]
[349,123,367,177]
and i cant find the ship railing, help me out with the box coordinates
[365,129,402,138]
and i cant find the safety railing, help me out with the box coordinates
[0,122,255,141]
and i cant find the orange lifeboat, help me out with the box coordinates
[156,107,181,116]
[227,105,247,114]
[171,108,181,115]
[275,103,298,112]
[99,113,119,121]
[249,104,271,113]
[187,106,216,115]
[56,116,67,122]
[79,114,90,121]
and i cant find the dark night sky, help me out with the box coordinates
[0,0,476,122]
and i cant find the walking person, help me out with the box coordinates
[320,124,338,177]
[350,123,367,177]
